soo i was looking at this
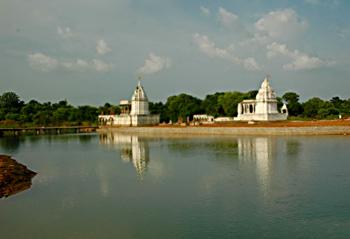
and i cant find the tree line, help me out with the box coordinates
[150,91,350,123]
[0,92,119,127]
[0,91,349,127]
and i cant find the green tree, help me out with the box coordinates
[302,97,324,118]
[246,90,258,99]
[76,106,98,123]
[98,103,120,115]
[318,107,339,118]
[330,96,343,108]
[19,100,42,123]
[218,92,246,116]
[33,111,52,126]
[0,92,23,114]
[282,92,303,116]
[339,99,350,115]
[165,94,203,122]
[201,92,224,117]
[52,107,71,123]
[149,102,168,122]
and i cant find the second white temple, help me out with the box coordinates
[234,77,288,121]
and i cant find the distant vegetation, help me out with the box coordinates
[0,91,349,127]
[150,91,350,123]
[0,92,119,128]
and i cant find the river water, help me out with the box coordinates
[0,132,349,239]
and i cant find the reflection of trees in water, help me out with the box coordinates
[168,140,239,158]
[286,139,301,157]
[41,134,96,146]
[284,139,301,173]
[27,135,41,144]
[99,133,149,179]
[0,134,97,154]
[120,148,132,161]
[0,136,25,153]
[78,134,94,144]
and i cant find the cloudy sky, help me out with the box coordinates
[1,0,349,105]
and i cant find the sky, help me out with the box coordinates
[1,0,350,105]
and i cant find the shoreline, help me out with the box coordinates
[0,126,97,136]
[98,124,350,136]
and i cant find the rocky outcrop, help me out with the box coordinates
[0,155,36,198]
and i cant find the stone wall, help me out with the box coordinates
[99,126,350,136]
[99,115,132,126]
[234,113,287,121]
[99,114,159,126]
[131,115,160,126]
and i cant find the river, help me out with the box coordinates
[0,133,349,239]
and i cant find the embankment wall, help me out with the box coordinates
[98,126,350,136]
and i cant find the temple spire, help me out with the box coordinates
[138,75,143,84]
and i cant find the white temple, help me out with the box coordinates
[234,77,288,121]
[98,81,160,126]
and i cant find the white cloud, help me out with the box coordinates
[255,9,308,41]
[96,39,112,55]
[239,9,307,47]
[61,59,90,71]
[92,59,113,72]
[62,59,113,72]
[218,7,238,27]
[28,53,58,72]
[57,26,76,39]
[193,33,261,71]
[193,34,230,58]
[75,59,90,68]
[242,57,261,71]
[28,53,113,73]
[200,6,210,16]
[266,42,334,70]
[137,53,171,75]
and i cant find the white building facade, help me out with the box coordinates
[234,77,288,121]
[193,114,215,124]
[99,81,160,126]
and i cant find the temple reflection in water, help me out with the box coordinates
[238,137,276,195]
[99,133,299,186]
[99,133,149,179]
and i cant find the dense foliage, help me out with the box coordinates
[0,92,119,127]
[151,91,350,122]
[1,90,349,127]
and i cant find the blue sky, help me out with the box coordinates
[1,0,349,105]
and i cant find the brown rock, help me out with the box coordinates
[0,155,36,198]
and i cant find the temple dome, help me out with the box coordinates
[131,81,148,101]
[256,77,276,101]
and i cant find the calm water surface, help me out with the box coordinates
[0,133,349,239]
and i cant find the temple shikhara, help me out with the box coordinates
[234,77,288,121]
[98,81,160,126]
